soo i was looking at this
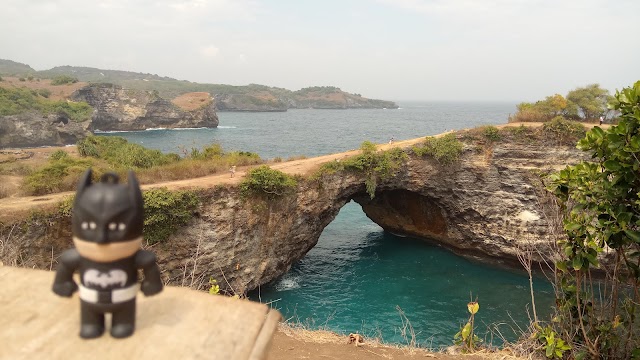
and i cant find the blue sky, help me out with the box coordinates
[1,0,638,101]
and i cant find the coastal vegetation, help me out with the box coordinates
[412,133,464,164]
[142,188,200,244]
[545,81,640,359]
[314,141,407,198]
[19,136,263,195]
[509,84,614,123]
[239,165,298,199]
[0,86,92,121]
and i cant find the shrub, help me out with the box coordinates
[541,116,586,145]
[23,156,93,195]
[18,77,25,82]
[0,87,92,121]
[51,75,78,85]
[37,89,52,98]
[240,165,297,199]
[77,136,178,169]
[49,150,69,161]
[547,81,640,359]
[143,188,200,244]
[413,133,464,164]
[482,126,501,142]
[315,141,407,198]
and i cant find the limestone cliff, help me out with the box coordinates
[0,112,91,148]
[72,83,219,131]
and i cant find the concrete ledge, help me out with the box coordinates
[0,266,280,360]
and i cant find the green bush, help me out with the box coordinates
[413,133,464,164]
[547,81,640,359]
[49,150,69,161]
[541,116,586,145]
[143,188,200,244]
[77,136,178,169]
[37,89,52,98]
[240,165,297,199]
[482,126,501,142]
[0,87,92,121]
[51,75,78,85]
[315,141,407,198]
[23,156,93,195]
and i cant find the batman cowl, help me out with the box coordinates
[52,169,163,339]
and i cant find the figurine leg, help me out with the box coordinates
[80,301,105,339]
[110,299,136,338]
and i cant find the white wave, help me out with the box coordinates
[217,126,237,129]
[275,277,300,291]
[172,127,211,130]
[145,127,167,131]
[93,129,133,134]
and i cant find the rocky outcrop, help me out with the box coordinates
[0,139,588,294]
[0,112,91,148]
[72,84,219,131]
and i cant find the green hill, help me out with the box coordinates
[0,59,398,111]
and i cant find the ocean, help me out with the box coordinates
[101,101,555,348]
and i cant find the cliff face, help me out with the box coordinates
[0,112,91,148]
[72,84,219,131]
[0,140,587,294]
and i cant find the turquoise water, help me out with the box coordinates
[101,102,556,348]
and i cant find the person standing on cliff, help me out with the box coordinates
[230,165,236,178]
[599,116,604,125]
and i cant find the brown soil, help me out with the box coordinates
[171,92,212,111]
[0,76,87,100]
[269,325,521,360]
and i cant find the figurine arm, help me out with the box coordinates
[136,250,163,296]
[52,249,80,297]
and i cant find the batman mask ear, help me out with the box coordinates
[75,168,93,200]
[127,170,143,215]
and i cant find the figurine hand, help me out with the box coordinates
[52,281,78,297]
[141,281,163,296]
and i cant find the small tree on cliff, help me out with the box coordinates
[547,80,640,359]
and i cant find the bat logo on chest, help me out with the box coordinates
[83,269,128,288]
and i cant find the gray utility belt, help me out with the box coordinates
[78,284,139,304]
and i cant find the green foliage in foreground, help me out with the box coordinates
[240,165,297,199]
[0,87,92,122]
[547,81,640,359]
[413,134,464,164]
[315,141,407,198]
[77,136,179,169]
[143,188,200,244]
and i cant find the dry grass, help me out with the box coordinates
[0,76,87,100]
[171,92,212,111]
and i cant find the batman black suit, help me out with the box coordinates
[52,170,163,339]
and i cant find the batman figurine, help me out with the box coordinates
[52,169,163,339]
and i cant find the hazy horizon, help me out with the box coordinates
[1,1,638,102]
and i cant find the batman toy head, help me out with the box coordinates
[72,169,144,244]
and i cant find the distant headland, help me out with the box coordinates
[0,59,398,112]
